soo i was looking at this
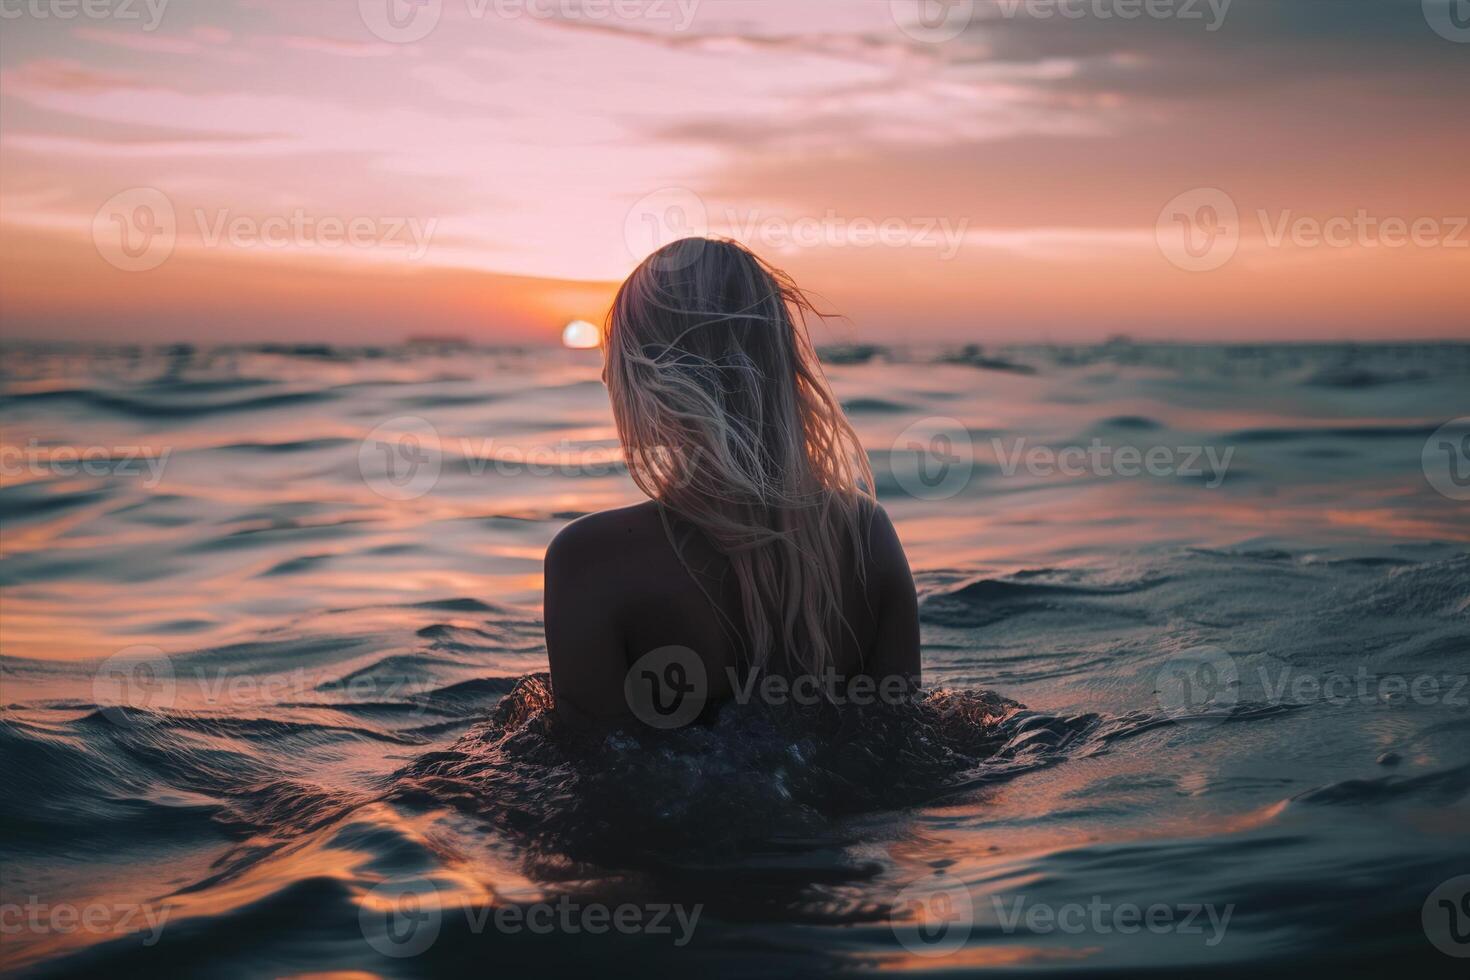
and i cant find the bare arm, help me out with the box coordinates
[866,504,922,688]
[543,522,632,726]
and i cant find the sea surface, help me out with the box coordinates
[2,340,1468,977]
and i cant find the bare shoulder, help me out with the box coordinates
[863,500,908,572]
[545,500,665,574]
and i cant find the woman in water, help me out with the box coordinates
[544,237,919,727]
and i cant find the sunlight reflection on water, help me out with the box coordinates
[1,342,1467,976]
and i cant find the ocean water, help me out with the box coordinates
[1,341,1468,978]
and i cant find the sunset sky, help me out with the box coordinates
[1,0,1467,344]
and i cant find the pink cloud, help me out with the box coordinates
[72,25,235,55]
[277,35,400,58]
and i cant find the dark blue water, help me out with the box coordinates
[2,341,1468,977]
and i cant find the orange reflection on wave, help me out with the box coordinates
[865,943,1102,972]
[1321,506,1470,542]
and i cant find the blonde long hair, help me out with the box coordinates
[604,237,875,677]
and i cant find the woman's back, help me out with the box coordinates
[543,237,920,728]
[545,497,918,726]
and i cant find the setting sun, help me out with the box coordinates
[562,319,601,350]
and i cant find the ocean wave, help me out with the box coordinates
[1226,423,1439,443]
[1291,761,1470,807]
[382,673,1214,875]
[0,385,336,419]
[919,570,1165,628]
[389,675,1025,867]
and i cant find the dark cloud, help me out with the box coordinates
[949,0,1465,95]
